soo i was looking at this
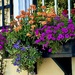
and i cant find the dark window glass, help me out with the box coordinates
[0,0,13,28]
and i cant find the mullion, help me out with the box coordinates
[2,0,4,26]
[10,0,13,19]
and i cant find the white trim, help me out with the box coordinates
[30,0,33,5]
[68,0,71,19]
[54,0,57,15]
[13,0,19,18]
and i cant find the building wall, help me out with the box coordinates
[4,58,64,75]
[72,57,75,75]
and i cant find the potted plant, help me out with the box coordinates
[4,4,75,74]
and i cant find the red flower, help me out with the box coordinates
[62,9,68,15]
[71,8,75,15]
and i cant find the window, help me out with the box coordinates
[13,0,35,18]
[0,0,13,28]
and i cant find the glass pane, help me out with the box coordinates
[0,0,2,6]
[4,0,10,5]
[4,8,10,26]
[0,10,2,26]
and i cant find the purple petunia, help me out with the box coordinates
[65,34,70,38]
[47,34,53,40]
[57,34,64,41]
[35,39,41,44]
[62,28,68,33]
[48,48,52,52]
[0,45,3,50]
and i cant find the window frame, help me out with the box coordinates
[0,0,13,28]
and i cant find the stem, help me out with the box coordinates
[27,71,29,75]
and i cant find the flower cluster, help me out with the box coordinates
[35,19,75,53]
[0,27,8,50]
[4,4,75,73]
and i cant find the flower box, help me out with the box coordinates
[42,39,75,58]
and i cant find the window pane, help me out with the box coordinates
[4,0,10,5]
[0,0,2,6]
[4,8,10,26]
[0,10,2,26]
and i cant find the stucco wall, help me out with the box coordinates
[37,58,64,75]
[72,57,75,75]
[3,58,64,75]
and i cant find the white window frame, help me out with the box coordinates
[13,0,33,18]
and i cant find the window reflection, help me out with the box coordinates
[0,10,2,26]
[0,0,2,6]
[4,8,10,26]
[4,0,10,5]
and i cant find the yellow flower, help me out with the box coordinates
[31,25,36,29]
[26,33,31,37]
[41,21,47,25]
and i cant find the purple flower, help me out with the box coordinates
[0,41,4,46]
[54,16,60,21]
[43,42,49,48]
[35,39,41,44]
[41,25,47,30]
[57,34,64,40]
[13,44,20,49]
[65,34,70,38]
[57,22,64,27]
[40,36,45,41]
[47,34,52,40]
[62,28,68,33]
[17,68,20,73]
[41,33,46,37]
[16,54,21,61]
[0,45,3,50]
[46,29,52,34]
[13,40,20,49]
[20,47,26,51]
[70,33,74,37]
[52,37,56,40]
[35,29,39,36]
[1,27,8,32]
[68,19,73,24]
[48,48,52,52]
[13,61,20,66]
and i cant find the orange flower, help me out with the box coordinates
[50,12,56,18]
[26,33,31,37]
[37,12,42,16]
[46,18,51,22]
[41,6,46,9]
[29,20,35,24]
[28,8,31,11]
[41,21,47,25]
[30,4,36,10]
[31,25,36,29]
[16,15,21,19]
[29,15,34,19]
[20,14,26,18]
[42,12,47,16]
[14,27,19,32]
[17,25,22,30]
[21,10,26,15]
[26,12,30,16]
[13,25,22,32]
[47,13,52,17]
